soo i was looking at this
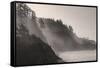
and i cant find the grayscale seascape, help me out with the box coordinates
[15,3,97,66]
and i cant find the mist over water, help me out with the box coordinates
[27,4,96,41]
[59,50,96,62]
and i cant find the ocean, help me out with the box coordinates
[59,50,96,62]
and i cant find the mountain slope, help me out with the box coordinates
[16,3,64,65]
[16,33,63,65]
[37,18,96,54]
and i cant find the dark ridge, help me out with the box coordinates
[16,23,64,66]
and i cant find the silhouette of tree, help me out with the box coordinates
[69,25,73,32]
[18,24,29,36]
[56,19,63,25]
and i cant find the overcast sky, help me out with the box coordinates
[27,3,96,41]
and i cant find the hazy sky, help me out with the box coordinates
[27,3,96,41]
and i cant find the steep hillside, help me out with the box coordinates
[16,29,63,65]
[37,18,96,54]
[16,3,64,65]
[16,3,47,43]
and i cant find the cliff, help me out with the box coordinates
[16,3,63,65]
